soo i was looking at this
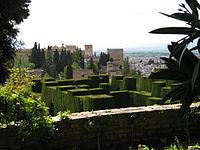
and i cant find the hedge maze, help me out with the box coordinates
[32,70,183,115]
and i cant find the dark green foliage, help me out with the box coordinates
[99,52,109,66]
[32,79,42,93]
[77,84,89,89]
[121,77,137,90]
[146,97,162,105]
[99,83,110,94]
[110,91,129,108]
[149,0,200,113]
[110,75,124,91]
[89,88,104,95]
[129,91,151,106]
[151,81,166,97]
[86,58,99,74]
[83,94,113,111]
[65,65,73,79]
[72,49,84,69]
[43,46,57,78]
[74,79,91,86]
[30,42,45,69]
[53,49,60,73]
[88,75,100,88]
[0,0,31,84]
[138,76,152,92]
[68,89,90,96]
[56,85,76,91]
[122,57,131,76]
[99,74,109,83]
[57,79,75,86]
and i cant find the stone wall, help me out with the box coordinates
[0,103,200,150]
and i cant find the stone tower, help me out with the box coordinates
[107,48,123,66]
[85,45,93,57]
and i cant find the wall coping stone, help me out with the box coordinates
[52,102,200,121]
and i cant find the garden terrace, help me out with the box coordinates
[33,70,199,114]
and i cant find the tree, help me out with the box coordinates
[64,65,73,79]
[149,0,200,114]
[43,46,56,78]
[53,49,60,73]
[0,0,31,84]
[72,49,84,69]
[123,57,130,76]
[99,52,109,66]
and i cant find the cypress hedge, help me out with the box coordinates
[129,91,151,106]
[83,94,113,111]
[110,75,124,91]
[151,81,166,97]
[110,90,129,108]
[99,83,110,94]
[121,77,137,91]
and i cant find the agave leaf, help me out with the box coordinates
[180,87,198,114]
[162,84,185,102]
[160,57,179,70]
[186,0,199,19]
[149,27,195,35]
[159,12,194,23]
[149,69,189,81]
[179,43,189,69]
[191,59,200,91]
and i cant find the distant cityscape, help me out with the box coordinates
[17,43,168,78]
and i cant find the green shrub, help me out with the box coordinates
[57,79,74,86]
[121,76,137,91]
[151,81,166,97]
[83,94,113,111]
[138,76,152,92]
[129,91,151,106]
[99,83,110,94]
[110,75,124,91]
[0,68,54,135]
[99,74,109,83]
[88,75,100,88]
[110,90,130,108]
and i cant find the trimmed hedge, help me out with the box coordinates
[89,88,104,95]
[121,77,137,91]
[99,83,110,94]
[74,79,91,87]
[110,90,129,108]
[151,81,166,97]
[83,94,113,111]
[88,75,100,88]
[110,75,124,91]
[57,79,75,86]
[138,76,152,92]
[129,91,151,106]
[99,74,109,83]
[146,97,162,105]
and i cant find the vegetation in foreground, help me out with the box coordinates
[0,68,54,135]
[150,0,200,114]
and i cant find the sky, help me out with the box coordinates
[18,0,187,51]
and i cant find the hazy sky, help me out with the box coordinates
[18,0,187,50]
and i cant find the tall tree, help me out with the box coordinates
[0,0,31,84]
[53,49,60,73]
[122,57,130,76]
[99,52,109,66]
[72,49,84,69]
